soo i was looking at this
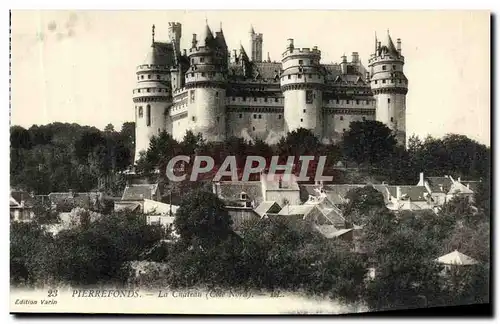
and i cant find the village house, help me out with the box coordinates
[10,189,35,222]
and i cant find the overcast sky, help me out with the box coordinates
[10,10,490,145]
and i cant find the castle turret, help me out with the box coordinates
[249,25,263,62]
[168,22,183,91]
[280,40,324,137]
[133,25,173,162]
[184,22,226,141]
[368,31,408,145]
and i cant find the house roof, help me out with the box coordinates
[399,186,429,201]
[436,250,479,266]
[10,190,35,207]
[448,181,474,195]
[254,201,281,217]
[426,177,453,193]
[215,181,264,206]
[460,180,481,192]
[48,192,102,209]
[114,202,141,212]
[322,184,365,204]
[121,184,158,201]
[262,173,300,191]
[277,204,314,216]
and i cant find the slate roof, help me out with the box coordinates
[254,201,281,217]
[114,202,141,212]
[121,184,158,201]
[448,182,474,195]
[322,184,365,204]
[426,177,453,193]
[398,186,429,201]
[263,173,300,191]
[48,192,103,209]
[215,181,264,206]
[460,181,481,192]
[142,41,176,67]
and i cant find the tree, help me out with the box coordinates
[342,120,397,166]
[276,128,321,158]
[342,186,387,226]
[104,123,115,133]
[10,126,32,150]
[174,188,233,247]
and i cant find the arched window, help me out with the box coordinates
[146,105,151,126]
[138,106,143,118]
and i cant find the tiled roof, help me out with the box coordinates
[121,184,158,201]
[216,181,264,206]
[322,184,365,204]
[459,181,481,192]
[399,186,429,201]
[371,184,393,203]
[426,177,453,193]
[448,182,474,195]
[48,192,103,209]
[254,201,281,217]
[114,202,141,212]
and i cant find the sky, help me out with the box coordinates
[10,10,491,145]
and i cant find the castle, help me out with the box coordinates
[133,21,408,162]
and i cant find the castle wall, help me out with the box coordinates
[187,87,226,142]
[283,89,322,136]
[134,101,167,159]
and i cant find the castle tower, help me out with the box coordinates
[133,25,172,162]
[280,39,325,137]
[168,22,183,91]
[249,25,263,62]
[184,23,227,141]
[368,31,408,145]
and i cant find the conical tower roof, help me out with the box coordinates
[143,43,160,65]
[385,32,399,56]
[199,23,214,47]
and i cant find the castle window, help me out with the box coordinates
[138,106,143,118]
[362,117,366,121]
[147,88,151,93]
[346,100,350,104]
[137,89,141,93]
[306,90,313,104]
[201,72,206,77]
[192,116,196,122]
[336,99,339,104]
[340,116,344,121]
[146,105,151,126]
[382,65,387,71]
[356,100,360,105]
[264,98,268,102]
[399,79,402,84]
[157,75,161,80]
[298,74,302,79]
[191,59,194,64]
[288,75,291,80]
[190,90,195,103]
[215,91,219,98]
[303,109,306,113]
[391,117,394,122]
[252,127,255,131]
[382,80,386,84]
[388,98,391,104]
[278,115,282,119]
[392,65,396,70]
[375,80,378,84]
[309,74,312,78]
[217,117,220,122]
[366,100,369,105]
[258,114,262,119]
[254,97,257,102]
[158,128,161,133]
[191,73,194,77]
[253,114,257,119]
[298,59,303,65]
[239,114,242,118]
[200,57,205,63]
[243,97,246,101]
[148,75,151,79]
[343,128,346,132]
[137,76,140,80]
[300,118,303,122]
[141,75,144,80]
[232,97,236,101]
[275,98,279,102]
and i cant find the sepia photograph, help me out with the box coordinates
[9,9,491,315]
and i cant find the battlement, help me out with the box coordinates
[282,47,321,58]
[168,22,182,28]
[136,64,170,72]
[368,55,405,65]
[188,46,220,56]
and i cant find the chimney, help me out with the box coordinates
[340,55,347,75]
[396,38,402,54]
[419,172,424,186]
[287,38,294,50]
[396,186,402,200]
[191,33,197,48]
[260,172,268,201]
[351,52,359,63]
